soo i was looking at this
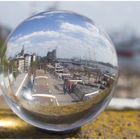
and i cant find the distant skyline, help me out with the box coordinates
[0,1,140,35]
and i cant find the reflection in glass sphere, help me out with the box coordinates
[0,11,118,132]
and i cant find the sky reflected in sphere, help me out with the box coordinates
[0,11,118,132]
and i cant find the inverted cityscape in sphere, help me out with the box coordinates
[0,10,118,132]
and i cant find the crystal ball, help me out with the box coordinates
[0,10,118,132]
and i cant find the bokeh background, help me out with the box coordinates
[0,1,140,109]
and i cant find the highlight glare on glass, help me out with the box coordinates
[0,11,118,132]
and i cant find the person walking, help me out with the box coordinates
[63,79,67,95]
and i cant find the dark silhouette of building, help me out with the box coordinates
[46,49,56,64]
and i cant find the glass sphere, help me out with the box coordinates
[0,10,118,132]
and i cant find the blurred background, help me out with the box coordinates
[0,1,140,109]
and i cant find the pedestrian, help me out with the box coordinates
[63,79,67,95]
[68,80,72,94]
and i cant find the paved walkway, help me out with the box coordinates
[10,73,29,97]
[32,69,73,105]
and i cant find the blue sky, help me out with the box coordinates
[7,11,118,66]
[11,11,93,38]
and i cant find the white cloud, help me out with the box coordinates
[60,22,99,38]
[15,30,60,43]
[60,22,117,59]
[7,22,117,66]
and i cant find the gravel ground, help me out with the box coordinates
[0,109,139,139]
